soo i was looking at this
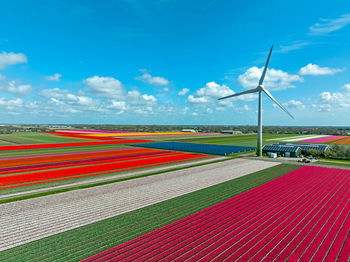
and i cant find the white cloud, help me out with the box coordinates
[206,108,213,114]
[342,83,350,91]
[0,51,27,69]
[299,63,344,75]
[0,97,23,110]
[187,82,234,106]
[127,90,157,106]
[238,67,303,90]
[235,104,251,113]
[109,100,127,111]
[0,78,31,96]
[162,87,169,92]
[178,88,189,96]
[187,95,210,104]
[282,100,305,110]
[135,70,169,85]
[40,88,95,108]
[278,41,310,53]
[45,73,62,82]
[318,104,332,112]
[84,76,125,98]
[309,13,350,35]
[187,82,257,111]
[317,87,350,112]
[319,91,350,107]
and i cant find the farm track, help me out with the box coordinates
[85,165,350,261]
[0,158,279,251]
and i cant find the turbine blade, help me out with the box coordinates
[258,45,273,86]
[218,88,258,100]
[261,86,294,119]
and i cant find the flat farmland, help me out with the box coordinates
[85,165,350,262]
[0,145,211,195]
[0,158,280,253]
[0,162,295,261]
[164,134,307,147]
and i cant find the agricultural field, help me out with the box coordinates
[134,142,255,155]
[0,131,234,197]
[0,163,297,261]
[0,130,349,261]
[83,165,350,261]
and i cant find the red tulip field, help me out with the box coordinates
[0,146,211,190]
[84,165,350,262]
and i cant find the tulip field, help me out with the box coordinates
[84,165,350,262]
[0,145,211,191]
[0,130,349,261]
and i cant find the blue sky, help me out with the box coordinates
[1,0,350,126]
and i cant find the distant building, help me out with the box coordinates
[263,144,302,158]
[278,143,329,153]
[221,130,243,135]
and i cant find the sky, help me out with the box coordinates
[1,0,350,126]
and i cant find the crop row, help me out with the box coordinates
[0,140,153,151]
[332,136,350,145]
[0,150,209,190]
[134,142,255,155]
[0,164,297,262]
[0,148,158,167]
[298,135,346,143]
[85,165,350,261]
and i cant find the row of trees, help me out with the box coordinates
[306,145,350,160]
[71,125,350,135]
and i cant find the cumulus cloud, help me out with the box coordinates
[317,87,350,112]
[178,88,189,96]
[299,63,344,76]
[309,13,350,35]
[84,76,125,98]
[282,100,305,110]
[0,77,31,96]
[40,88,95,108]
[187,81,257,112]
[238,67,303,90]
[0,51,27,69]
[187,95,209,104]
[342,83,350,91]
[187,82,233,105]
[127,90,157,106]
[45,73,62,82]
[0,97,23,110]
[135,70,169,86]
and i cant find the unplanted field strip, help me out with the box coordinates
[86,165,350,262]
[0,158,279,251]
[0,164,297,262]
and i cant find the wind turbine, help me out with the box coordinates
[218,45,294,156]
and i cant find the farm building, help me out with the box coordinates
[277,143,329,153]
[221,130,243,135]
[262,144,302,157]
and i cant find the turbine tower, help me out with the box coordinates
[218,45,294,156]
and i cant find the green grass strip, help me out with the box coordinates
[0,163,299,262]
[0,158,232,204]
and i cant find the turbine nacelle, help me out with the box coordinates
[218,45,295,156]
